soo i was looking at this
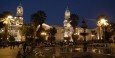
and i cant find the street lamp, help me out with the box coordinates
[40,31,47,40]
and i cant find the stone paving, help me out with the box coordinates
[0,44,115,58]
[25,45,115,58]
[0,46,20,58]
[0,45,33,58]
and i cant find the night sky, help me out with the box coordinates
[0,0,115,29]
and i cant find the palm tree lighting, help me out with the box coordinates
[97,18,109,27]
[97,15,109,40]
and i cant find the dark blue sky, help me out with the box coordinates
[0,0,115,29]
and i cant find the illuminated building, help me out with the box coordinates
[7,0,24,41]
[63,6,73,42]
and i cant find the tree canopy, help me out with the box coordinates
[31,10,46,27]
[70,14,79,29]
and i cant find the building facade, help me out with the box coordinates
[7,0,24,41]
[63,7,73,42]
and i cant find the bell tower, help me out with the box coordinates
[64,6,70,27]
[15,0,23,25]
[63,6,73,42]
[65,6,70,20]
[16,0,23,17]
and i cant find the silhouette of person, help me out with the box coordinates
[23,43,27,53]
[16,50,22,58]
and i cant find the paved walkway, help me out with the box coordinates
[25,45,115,58]
[0,46,22,58]
[0,44,115,58]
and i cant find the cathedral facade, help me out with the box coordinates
[63,7,73,42]
[54,7,94,42]
[7,0,24,41]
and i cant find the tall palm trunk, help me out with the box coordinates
[72,27,76,41]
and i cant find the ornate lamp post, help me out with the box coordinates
[80,19,89,52]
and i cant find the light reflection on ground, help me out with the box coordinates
[26,45,115,58]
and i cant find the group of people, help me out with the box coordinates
[10,42,17,49]
[16,42,32,58]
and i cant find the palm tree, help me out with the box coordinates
[106,22,115,43]
[96,15,108,23]
[70,14,79,28]
[25,25,34,43]
[31,10,47,38]
[70,14,79,42]
[0,13,6,42]
[0,22,5,29]
[2,11,12,17]
[20,24,27,41]
[9,35,15,42]
[48,27,57,43]
[97,15,109,42]
[0,14,4,20]
[22,24,34,37]
[31,10,46,28]
[0,11,12,29]
[109,22,115,35]
[0,14,5,29]
[0,11,12,40]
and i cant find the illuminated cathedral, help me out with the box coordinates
[7,0,24,41]
[63,6,73,42]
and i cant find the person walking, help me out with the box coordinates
[23,43,27,54]
[16,50,22,58]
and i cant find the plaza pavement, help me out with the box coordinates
[25,44,115,58]
[0,44,115,58]
[0,46,21,58]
